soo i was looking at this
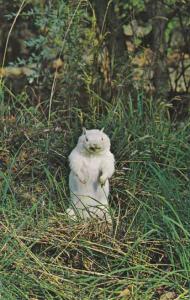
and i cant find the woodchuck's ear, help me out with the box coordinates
[82,127,87,135]
[100,127,104,132]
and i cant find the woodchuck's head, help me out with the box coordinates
[78,128,111,154]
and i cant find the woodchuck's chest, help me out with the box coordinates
[82,155,102,181]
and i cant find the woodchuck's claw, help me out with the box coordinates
[78,177,87,184]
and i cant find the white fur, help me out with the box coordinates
[67,129,115,221]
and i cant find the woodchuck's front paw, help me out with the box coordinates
[99,174,108,186]
[76,172,88,184]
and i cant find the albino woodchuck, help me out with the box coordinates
[67,128,115,221]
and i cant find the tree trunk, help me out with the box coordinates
[150,0,169,99]
[92,0,127,78]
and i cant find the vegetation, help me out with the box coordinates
[0,0,190,299]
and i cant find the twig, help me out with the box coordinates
[1,0,27,81]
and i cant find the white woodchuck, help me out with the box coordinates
[67,128,115,221]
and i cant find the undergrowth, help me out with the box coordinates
[0,83,190,299]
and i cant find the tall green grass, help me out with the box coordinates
[0,84,190,299]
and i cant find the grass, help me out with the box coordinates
[0,80,190,300]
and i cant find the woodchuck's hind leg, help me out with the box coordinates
[66,208,77,220]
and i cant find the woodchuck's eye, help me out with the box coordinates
[85,137,88,142]
[101,137,104,141]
